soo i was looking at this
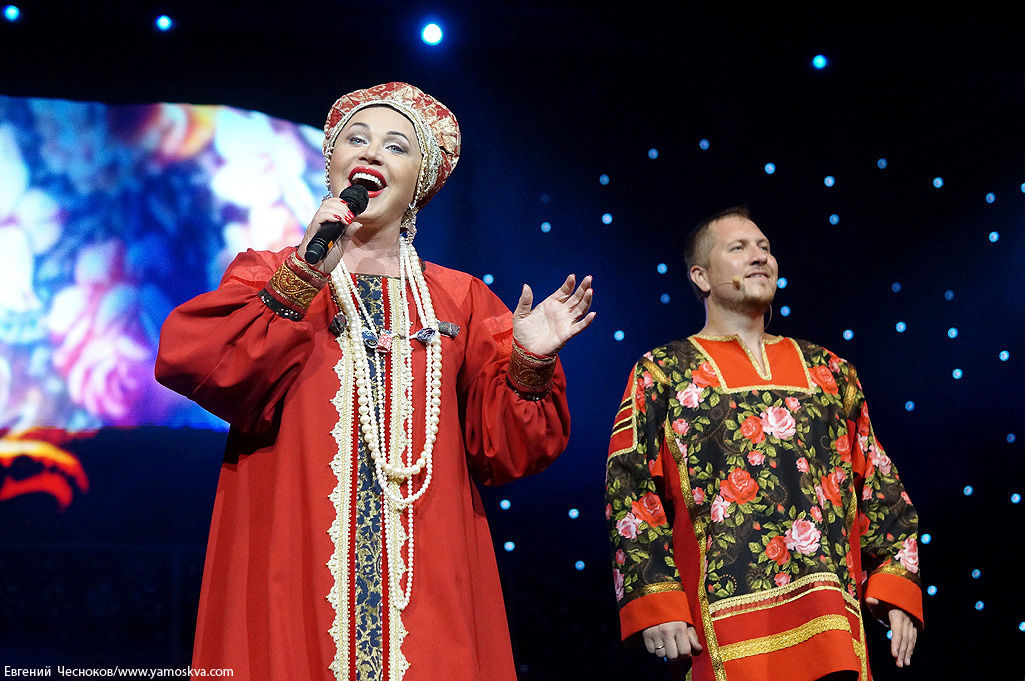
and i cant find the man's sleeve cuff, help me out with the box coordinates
[865,571,924,628]
[619,585,693,640]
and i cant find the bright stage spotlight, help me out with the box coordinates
[155,14,173,31]
[3,4,19,21]
[421,22,443,45]
[811,54,828,69]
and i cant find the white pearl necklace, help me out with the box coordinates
[333,236,441,611]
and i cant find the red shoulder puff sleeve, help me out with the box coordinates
[155,247,326,434]
[455,276,571,486]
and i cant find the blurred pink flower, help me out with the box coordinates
[47,241,167,424]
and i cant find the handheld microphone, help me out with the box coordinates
[304,185,371,264]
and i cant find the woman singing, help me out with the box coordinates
[155,82,595,681]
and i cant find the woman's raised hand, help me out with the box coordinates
[512,274,596,356]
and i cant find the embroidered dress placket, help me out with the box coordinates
[327,238,442,681]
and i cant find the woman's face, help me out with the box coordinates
[328,105,424,228]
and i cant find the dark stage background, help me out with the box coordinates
[1,2,1023,679]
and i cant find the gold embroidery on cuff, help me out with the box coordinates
[507,340,557,396]
[635,581,684,597]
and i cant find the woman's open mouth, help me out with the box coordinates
[348,166,387,197]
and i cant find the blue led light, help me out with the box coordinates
[1008,433,1017,444]
[891,282,902,293]
[613,330,625,342]
[811,54,828,69]
[932,177,944,189]
[947,327,958,339]
[540,221,551,233]
[877,158,888,169]
[499,499,511,510]
[777,277,788,289]
[824,175,835,187]
[155,14,173,31]
[944,289,955,301]
[574,560,586,571]
[602,213,613,225]
[895,322,907,333]
[568,508,580,519]
[999,350,1010,361]
[648,148,659,159]
[698,138,710,150]
[1019,622,1025,632]
[985,192,995,204]
[482,274,494,285]
[3,4,20,21]
[503,541,515,552]
[1021,183,1025,193]
[989,231,1000,243]
[780,305,791,317]
[971,569,981,579]
[926,585,937,596]
[842,329,854,341]
[657,263,668,274]
[975,601,985,611]
[905,400,915,412]
[886,630,893,640]
[963,485,974,496]
[421,22,443,45]
[660,293,671,304]
[829,214,839,225]
[1012,493,1022,504]
[764,162,776,175]
[599,174,610,185]
[952,368,963,380]
[921,533,932,544]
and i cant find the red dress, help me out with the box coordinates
[156,247,570,681]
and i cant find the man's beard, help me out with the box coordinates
[721,288,775,316]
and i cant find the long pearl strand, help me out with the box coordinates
[333,235,441,611]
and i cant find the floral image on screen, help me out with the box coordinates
[0,95,327,508]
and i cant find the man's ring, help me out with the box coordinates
[655,645,665,650]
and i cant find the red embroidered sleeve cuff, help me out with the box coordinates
[259,251,330,320]
[506,339,557,400]
[865,571,924,628]
[618,585,693,640]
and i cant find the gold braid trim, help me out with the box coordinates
[507,339,557,399]
[640,358,672,386]
[872,560,918,580]
[717,613,852,663]
[635,581,684,597]
[842,373,859,420]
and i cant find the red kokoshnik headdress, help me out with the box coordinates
[323,82,461,210]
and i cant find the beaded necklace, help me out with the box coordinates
[330,235,441,611]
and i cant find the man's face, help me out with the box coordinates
[691,216,779,311]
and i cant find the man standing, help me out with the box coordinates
[605,208,921,680]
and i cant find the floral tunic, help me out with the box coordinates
[606,335,922,681]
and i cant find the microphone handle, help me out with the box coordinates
[304,222,345,264]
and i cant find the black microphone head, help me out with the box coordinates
[338,184,370,215]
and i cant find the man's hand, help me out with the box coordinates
[642,621,703,661]
[866,597,918,668]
